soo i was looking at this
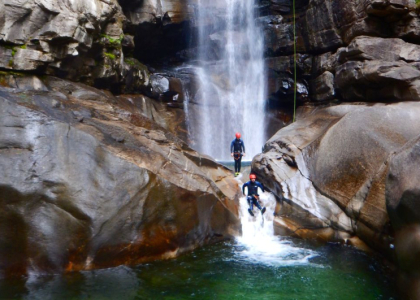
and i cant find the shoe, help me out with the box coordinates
[261,207,266,214]
[248,208,254,216]
[235,172,239,176]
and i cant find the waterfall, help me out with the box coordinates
[187,0,267,161]
[236,190,318,266]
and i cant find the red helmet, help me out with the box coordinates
[235,132,241,139]
[249,174,256,180]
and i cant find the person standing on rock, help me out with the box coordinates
[242,173,266,217]
[230,132,245,176]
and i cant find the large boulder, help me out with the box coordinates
[386,135,420,299]
[253,102,420,254]
[0,74,241,277]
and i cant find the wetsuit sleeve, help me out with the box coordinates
[241,140,245,153]
[257,182,265,193]
[230,140,234,153]
[242,182,248,195]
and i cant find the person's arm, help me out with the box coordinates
[242,182,247,195]
[230,140,234,156]
[242,140,245,156]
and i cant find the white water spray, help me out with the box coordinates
[236,189,318,267]
[188,0,267,160]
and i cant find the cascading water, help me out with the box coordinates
[187,0,266,160]
[236,190,317,266]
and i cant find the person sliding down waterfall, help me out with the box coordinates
[242,173,266,217]
[230,132,245,176]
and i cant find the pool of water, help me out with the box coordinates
[0,240,396,300]
[0,194,397,300]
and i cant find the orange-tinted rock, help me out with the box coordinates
[253,102,420,256]
[0,75,241,277]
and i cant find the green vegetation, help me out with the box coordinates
[416,0,420,10]
[20,44,27,49]
[0,70,23,76]
[124,57,148,70]
[100,34,124,47]
[124,58,137,66]
[3,45,16,56]
[8,59,13,67]
[104,52,116,60]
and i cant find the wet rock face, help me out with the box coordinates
[253,102,420,254]
[0,75,241,277]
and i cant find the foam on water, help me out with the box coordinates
[235,190,318,267]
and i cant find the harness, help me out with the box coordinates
[233,151,242,160]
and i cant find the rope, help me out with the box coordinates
[293,0,297,122]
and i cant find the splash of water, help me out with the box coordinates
[235,191,318,267]
[187,0,267,160]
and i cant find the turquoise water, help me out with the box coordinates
[0,239,396,300]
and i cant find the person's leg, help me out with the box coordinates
[247,196,254,216]
[253,197,266,214]
[253,198,262,210]
[238,155,242,173]
[234,154,239,174]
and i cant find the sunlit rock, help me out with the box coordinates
[253,102,420,254]
[0,75,241,277]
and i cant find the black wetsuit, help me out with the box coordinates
[242,180,265,210]
[230,138,245,173]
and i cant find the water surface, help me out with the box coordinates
[0,193,397,300]
[0,240,396,300]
